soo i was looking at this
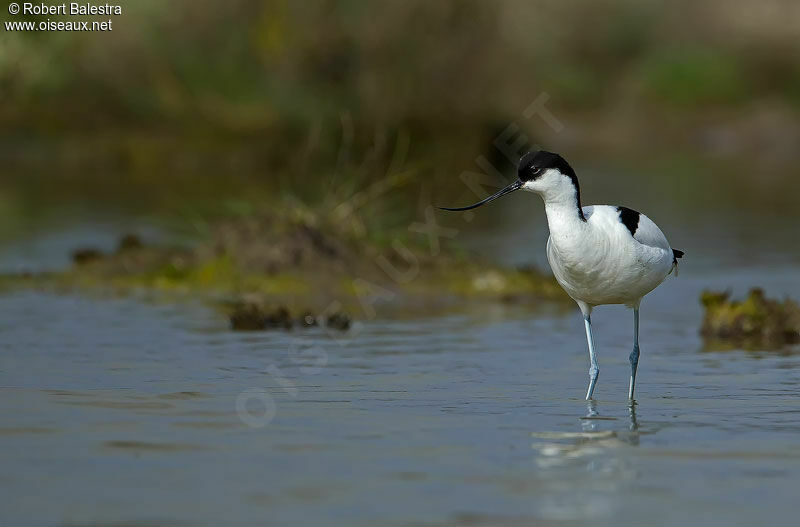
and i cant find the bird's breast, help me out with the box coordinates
[546,231,670,306]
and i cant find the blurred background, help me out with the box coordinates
[2,0,800,266]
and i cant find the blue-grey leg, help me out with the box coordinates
[628,307,640,400]
[583,315,599,400]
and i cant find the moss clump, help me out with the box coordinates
[325,310,351,331]
[229,301,272,331]
[117,233,144,252]
[226,299,349,332]
[71,248,104,265]
[700,288,800,350]
[229,301,293,331]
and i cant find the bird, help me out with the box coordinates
[440,150,683,401]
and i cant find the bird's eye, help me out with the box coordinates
[519,164,543,181]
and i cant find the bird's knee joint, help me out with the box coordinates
[629,346,640,365]
[588,365,599,379]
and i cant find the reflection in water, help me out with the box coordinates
[529,402,644,521]
[629,403,639,434]
[531,401,641,467]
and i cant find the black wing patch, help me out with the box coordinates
[617,206,640,237]
[672,249,684,264]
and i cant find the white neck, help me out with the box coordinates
[541,185,585,238]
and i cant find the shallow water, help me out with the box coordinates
[1,257,799,526]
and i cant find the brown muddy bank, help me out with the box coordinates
[1,208,570,328]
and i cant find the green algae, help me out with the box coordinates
[701,288,800,350]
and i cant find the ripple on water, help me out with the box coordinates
[156,391,211,400]
[0,426,58,435]
[171,421,241,430]
[57,400,175,410]
[101,440,212,452]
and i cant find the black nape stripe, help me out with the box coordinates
[517,151,586,222]
[617,206,640,236]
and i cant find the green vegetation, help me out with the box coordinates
[641,49,749,106]
[1,206,569,321]
[701,289,800,350]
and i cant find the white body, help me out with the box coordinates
[546,205,675,309]
[523,168,677,313]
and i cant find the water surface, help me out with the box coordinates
[1,261,799,526]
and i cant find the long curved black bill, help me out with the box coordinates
[438,180,522,211]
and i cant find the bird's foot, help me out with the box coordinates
[585,365,599,400]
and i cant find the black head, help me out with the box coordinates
[438,150,584,220]
[517,150,585,221]
[517,150,576,182]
